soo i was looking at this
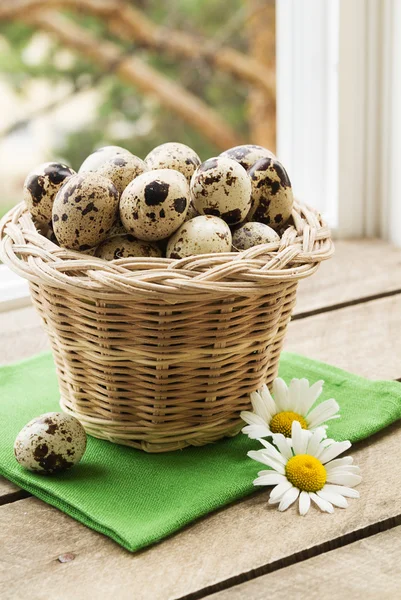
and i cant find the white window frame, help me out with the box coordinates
[277,0,401,245]
[2,0,401,311]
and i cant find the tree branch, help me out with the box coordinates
[0,0,275,96]
[20,10,241,149]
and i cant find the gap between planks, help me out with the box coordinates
[179,514,401,600]
[206,526,401,599]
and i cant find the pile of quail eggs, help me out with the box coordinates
[23,142,294,260]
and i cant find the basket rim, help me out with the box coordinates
[0,201,334,299]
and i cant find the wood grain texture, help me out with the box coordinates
[0,306,48,365]
[294,239,401,315]
[286,295,401,380]
[0,423,400,600]
[209,526,401,600]
[1,238,401,599]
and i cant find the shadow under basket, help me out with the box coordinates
[0,201,333,452]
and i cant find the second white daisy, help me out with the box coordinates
[241,377,340,439]
[248,421,362,515]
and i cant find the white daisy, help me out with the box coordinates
[248,421,361,515]
[241,377,340,439]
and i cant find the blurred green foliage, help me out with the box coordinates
[0,0,249,174]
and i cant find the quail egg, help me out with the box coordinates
[95,234,162,260]
[190,157,252,225]
[107,217,128,238]
[247,157,294,229]
[14,412,87,474]
[145,142,201,182]
[184,202,199,222]
[232,222,280,251]
[95,154,147,195]
[23,162,76,226]
[120,168,190,241]
[52,172,119,250]
[219,144,276,171]
[78,145,133,173]
[167,215,232,259]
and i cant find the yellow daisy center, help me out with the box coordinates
[285,455,327,492]
[269,411,308,437]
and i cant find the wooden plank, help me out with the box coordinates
[0,306,49,365]
[209,526,401,599]
[0,422,400,600]
[0,240,400,599]
[285,295,401,380]
[294,239,401,315]
[0,478,28,506]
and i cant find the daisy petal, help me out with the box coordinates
[247,450,286,474]
[296,378,314,414]
[299,490,311,515]
[291,420,310,455]
[310,492,334,513]
[253,473,287,486]
[326,472,362,486]
[325,457,354,471]
[327,465,361,475]
[268,495,281,505]
[306,427,328,457]
[271,433,293,460]
[250,390,273,423]
[306,399,340,429]
[270,480,294,501]
[273,378,289,411]
[259,385,278,417]
[323,484,360,498]
[288,378,301,412]
[242,423,272,439]
[317,489,348,508]
[319,440,352,464]
[241,411,271,439]
[301,380,324,414]
[278,487,300,511]
[240,411,266,427]
[258,438,288,464]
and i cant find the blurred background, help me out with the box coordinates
[1,0,400,245]
[0,0,276,218]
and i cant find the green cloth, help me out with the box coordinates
[0,352,400,552]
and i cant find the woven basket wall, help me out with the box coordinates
[0,201,333,452]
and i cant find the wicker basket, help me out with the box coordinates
[0,201,333,452]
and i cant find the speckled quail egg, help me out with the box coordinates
[220,144,276,171]
[95,154,148,195]
[120,168,190,241]
[145,142,201,182]
[78,145,133,173]
[184,202,199,222]
[247,157,294,229]
[232,222,280,251]
[95,234,162,260]
[23,162,76,226]
[52,172,119,250]
[14,412,87,474]
[107,217,128,238]
[167,215,232,259]
[190,157,251,225]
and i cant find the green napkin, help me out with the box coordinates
[0,352,400,552]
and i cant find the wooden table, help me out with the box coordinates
[1,239,401,600]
